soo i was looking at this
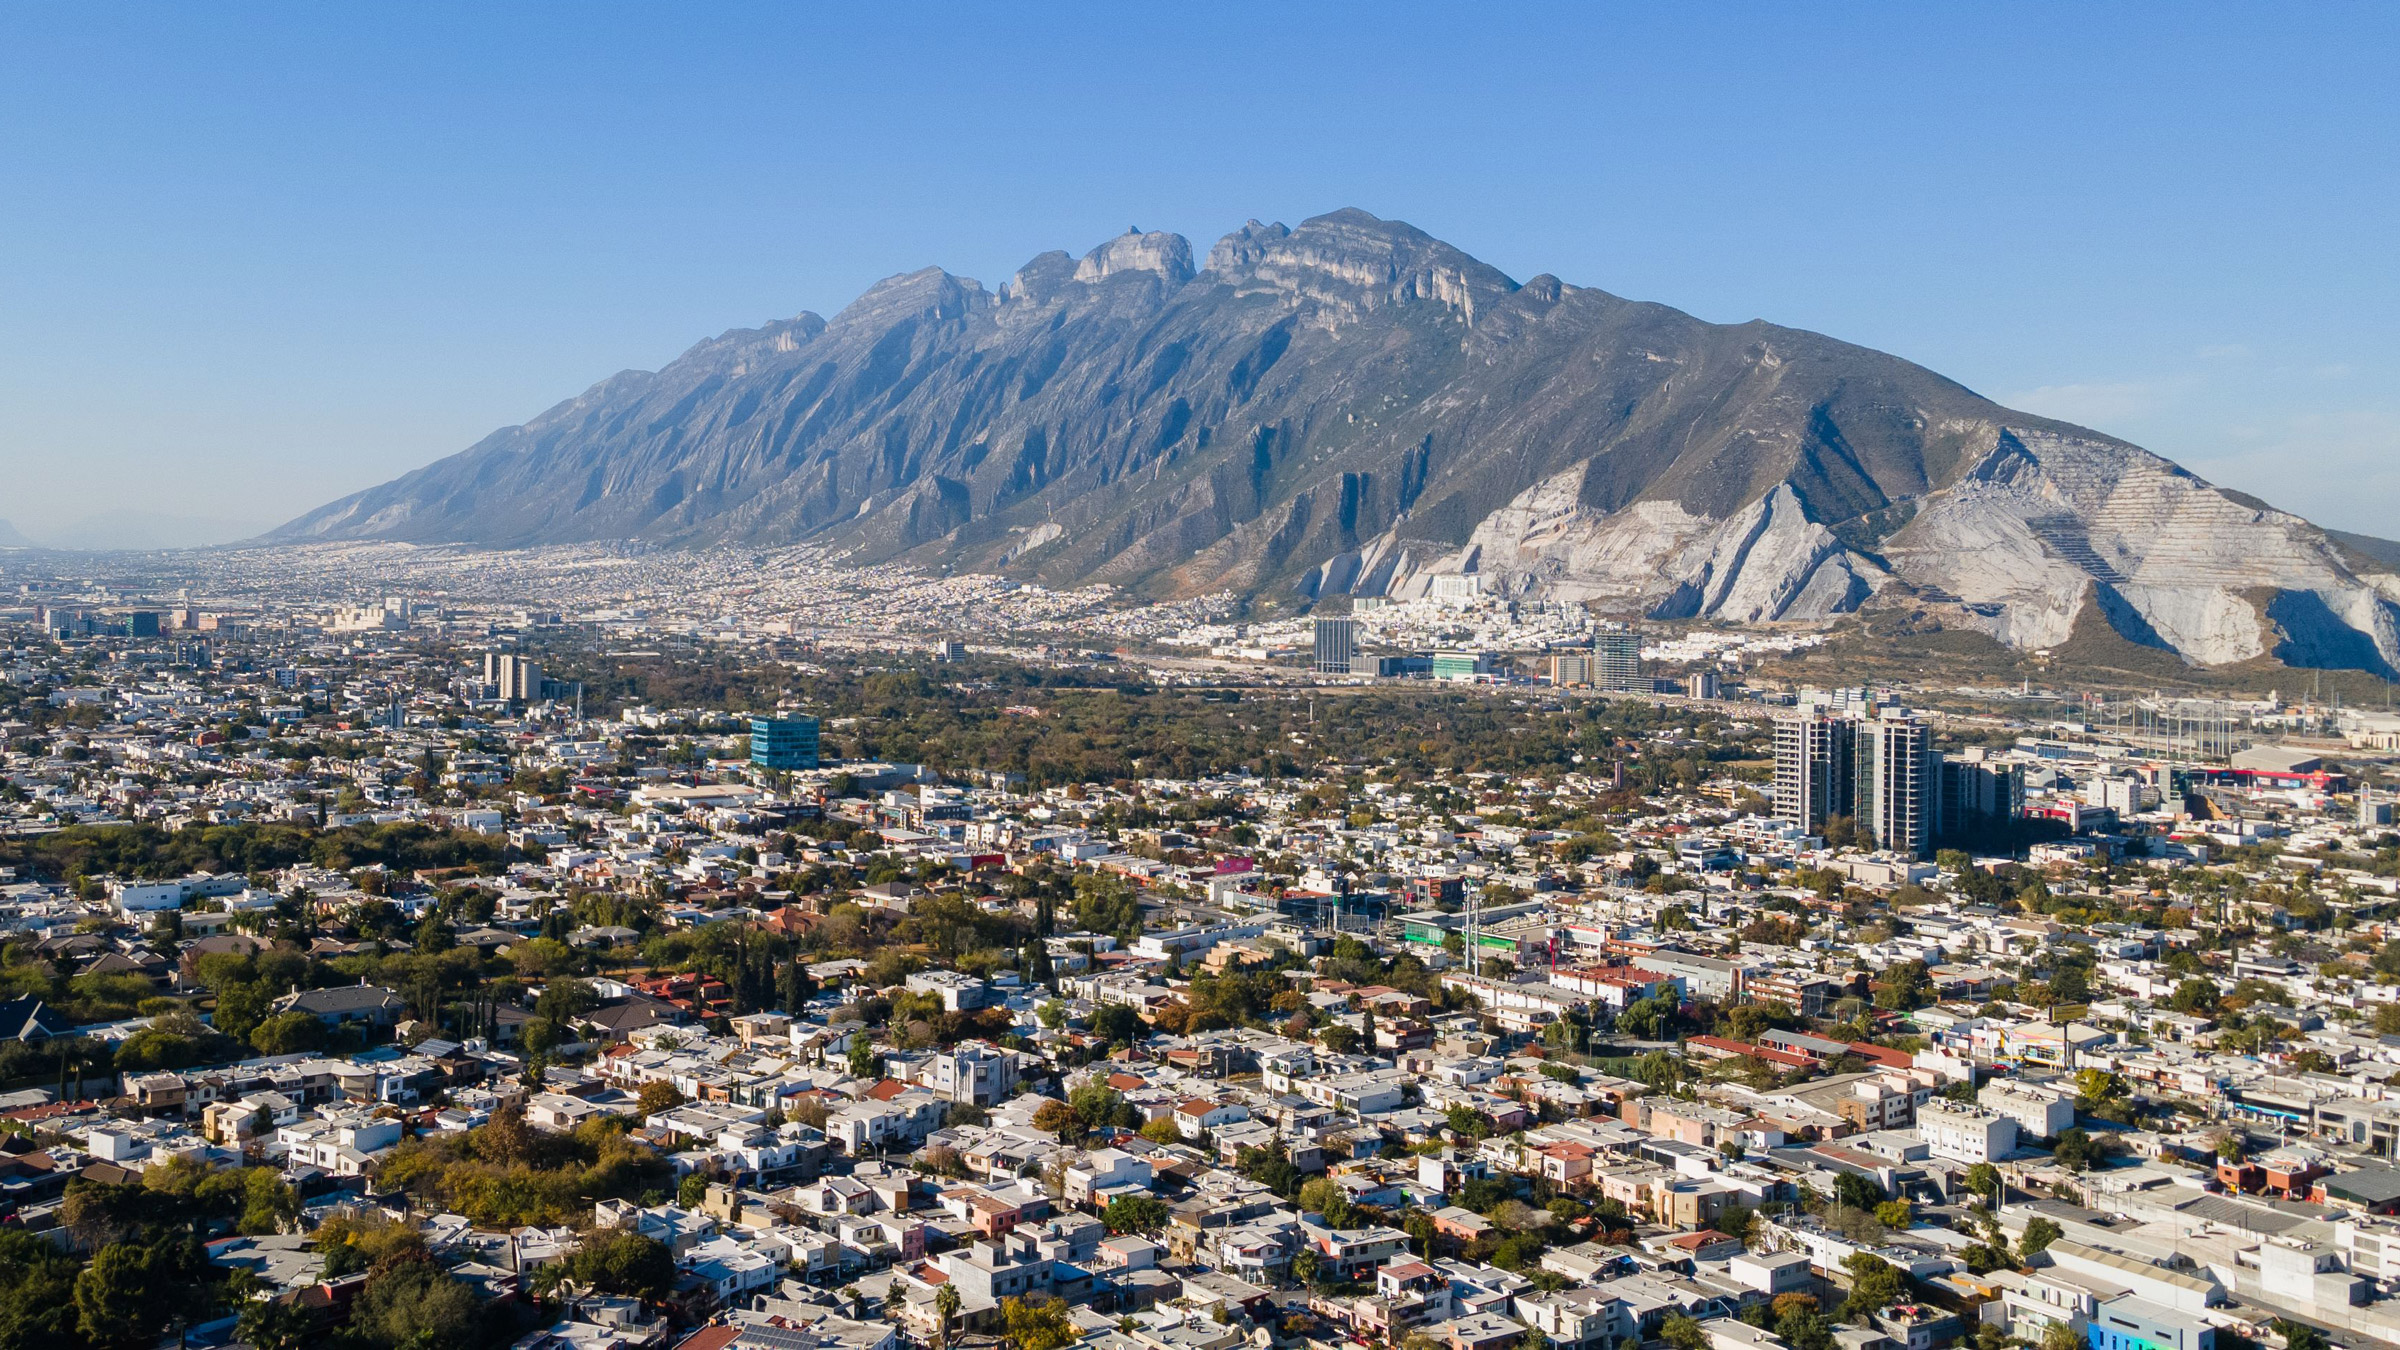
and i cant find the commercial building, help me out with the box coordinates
[751,715,822,771]
[1595,631,1645,692]
[1313,617,1356,675]
[1431,650,1499,682]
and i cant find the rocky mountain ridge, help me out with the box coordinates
[274,209,2400,676]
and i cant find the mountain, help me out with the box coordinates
[0,519,29,548]
[276,209,2400,676]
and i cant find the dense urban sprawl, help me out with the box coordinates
[1,546,2399,1350]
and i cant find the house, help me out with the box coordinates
[1536,1141,1598,1190]
[1432,1206,1496,1243]
[577,995,689,1042]
[1066,1148,1154,1205]
[927,1042,1018,1106]
[1174,1098,1251,1140]
[0,996,73,1043]
[271,983,404,1030]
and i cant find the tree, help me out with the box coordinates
[1292,1246,1322,1289]
[1615,996,1669,1040]
[2047,963,2091,1005]
[236,1298,315,1350]
[1031,1099,1079,1138]
[1091,1004,1143,1047]
[848,1037,881,1081]
[2020,1215,2064,1259]
[935,1283,962,1350]
[248,1012,324,1057]
[1068,1083,1125,1131]
[1404,1208,1437,1257]
[1874,1200,1912,1229]
[1964,1162,2002,1207]
[1103,1195,1170,1235]
[1962,1243,2013,1275]
[678,1173,710,1208]
[75,1241,169,1350]
[2040,1322,2083,1350]
[0,1227,82,1350]
[636,1080,685,1116]
[214,981,272,1041]
[1777,1306,1834,1350]
[1832,1170,1885,1211]
[1841,1253,1907,1317]
[1659,1316,1710,1350]
[1003,1296,1079,1350]
[562,1230,676,1303]
[1298,1177,1354,1229]
[2051,1127,2096,1172]
[2272,1320,2328,1350]
[350,1257,479,1350]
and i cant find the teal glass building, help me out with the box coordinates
[750,715,820,771]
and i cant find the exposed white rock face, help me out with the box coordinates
[1384,468,1884,622]
[1387,428,2400,674]
[1889,430,2400,668]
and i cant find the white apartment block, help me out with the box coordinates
[1916,1098,2018,1164]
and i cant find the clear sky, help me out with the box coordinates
[2,3,2396,546]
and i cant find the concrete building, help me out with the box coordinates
[1313,617,1356,675]
[1594,631,1645,692]
[1854,712,1932,858]
[2086,1296,2217,1350]
[1980,1079,2075,1142]
[1915,1098,2017,1163]
[927,1042,1017,1107]
[1774,712,1856,835]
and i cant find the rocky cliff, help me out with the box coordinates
[274,209,2400,675]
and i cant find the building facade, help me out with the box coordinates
[1313,617,1356,675]
[751,715,822,771]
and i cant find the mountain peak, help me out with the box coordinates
[1072,229,1194,287]
[833,266,989,328]
[1202,207,1517,323]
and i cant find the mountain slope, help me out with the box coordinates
[276,209,2400,676]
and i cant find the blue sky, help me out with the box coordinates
[2,4,2395,545]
